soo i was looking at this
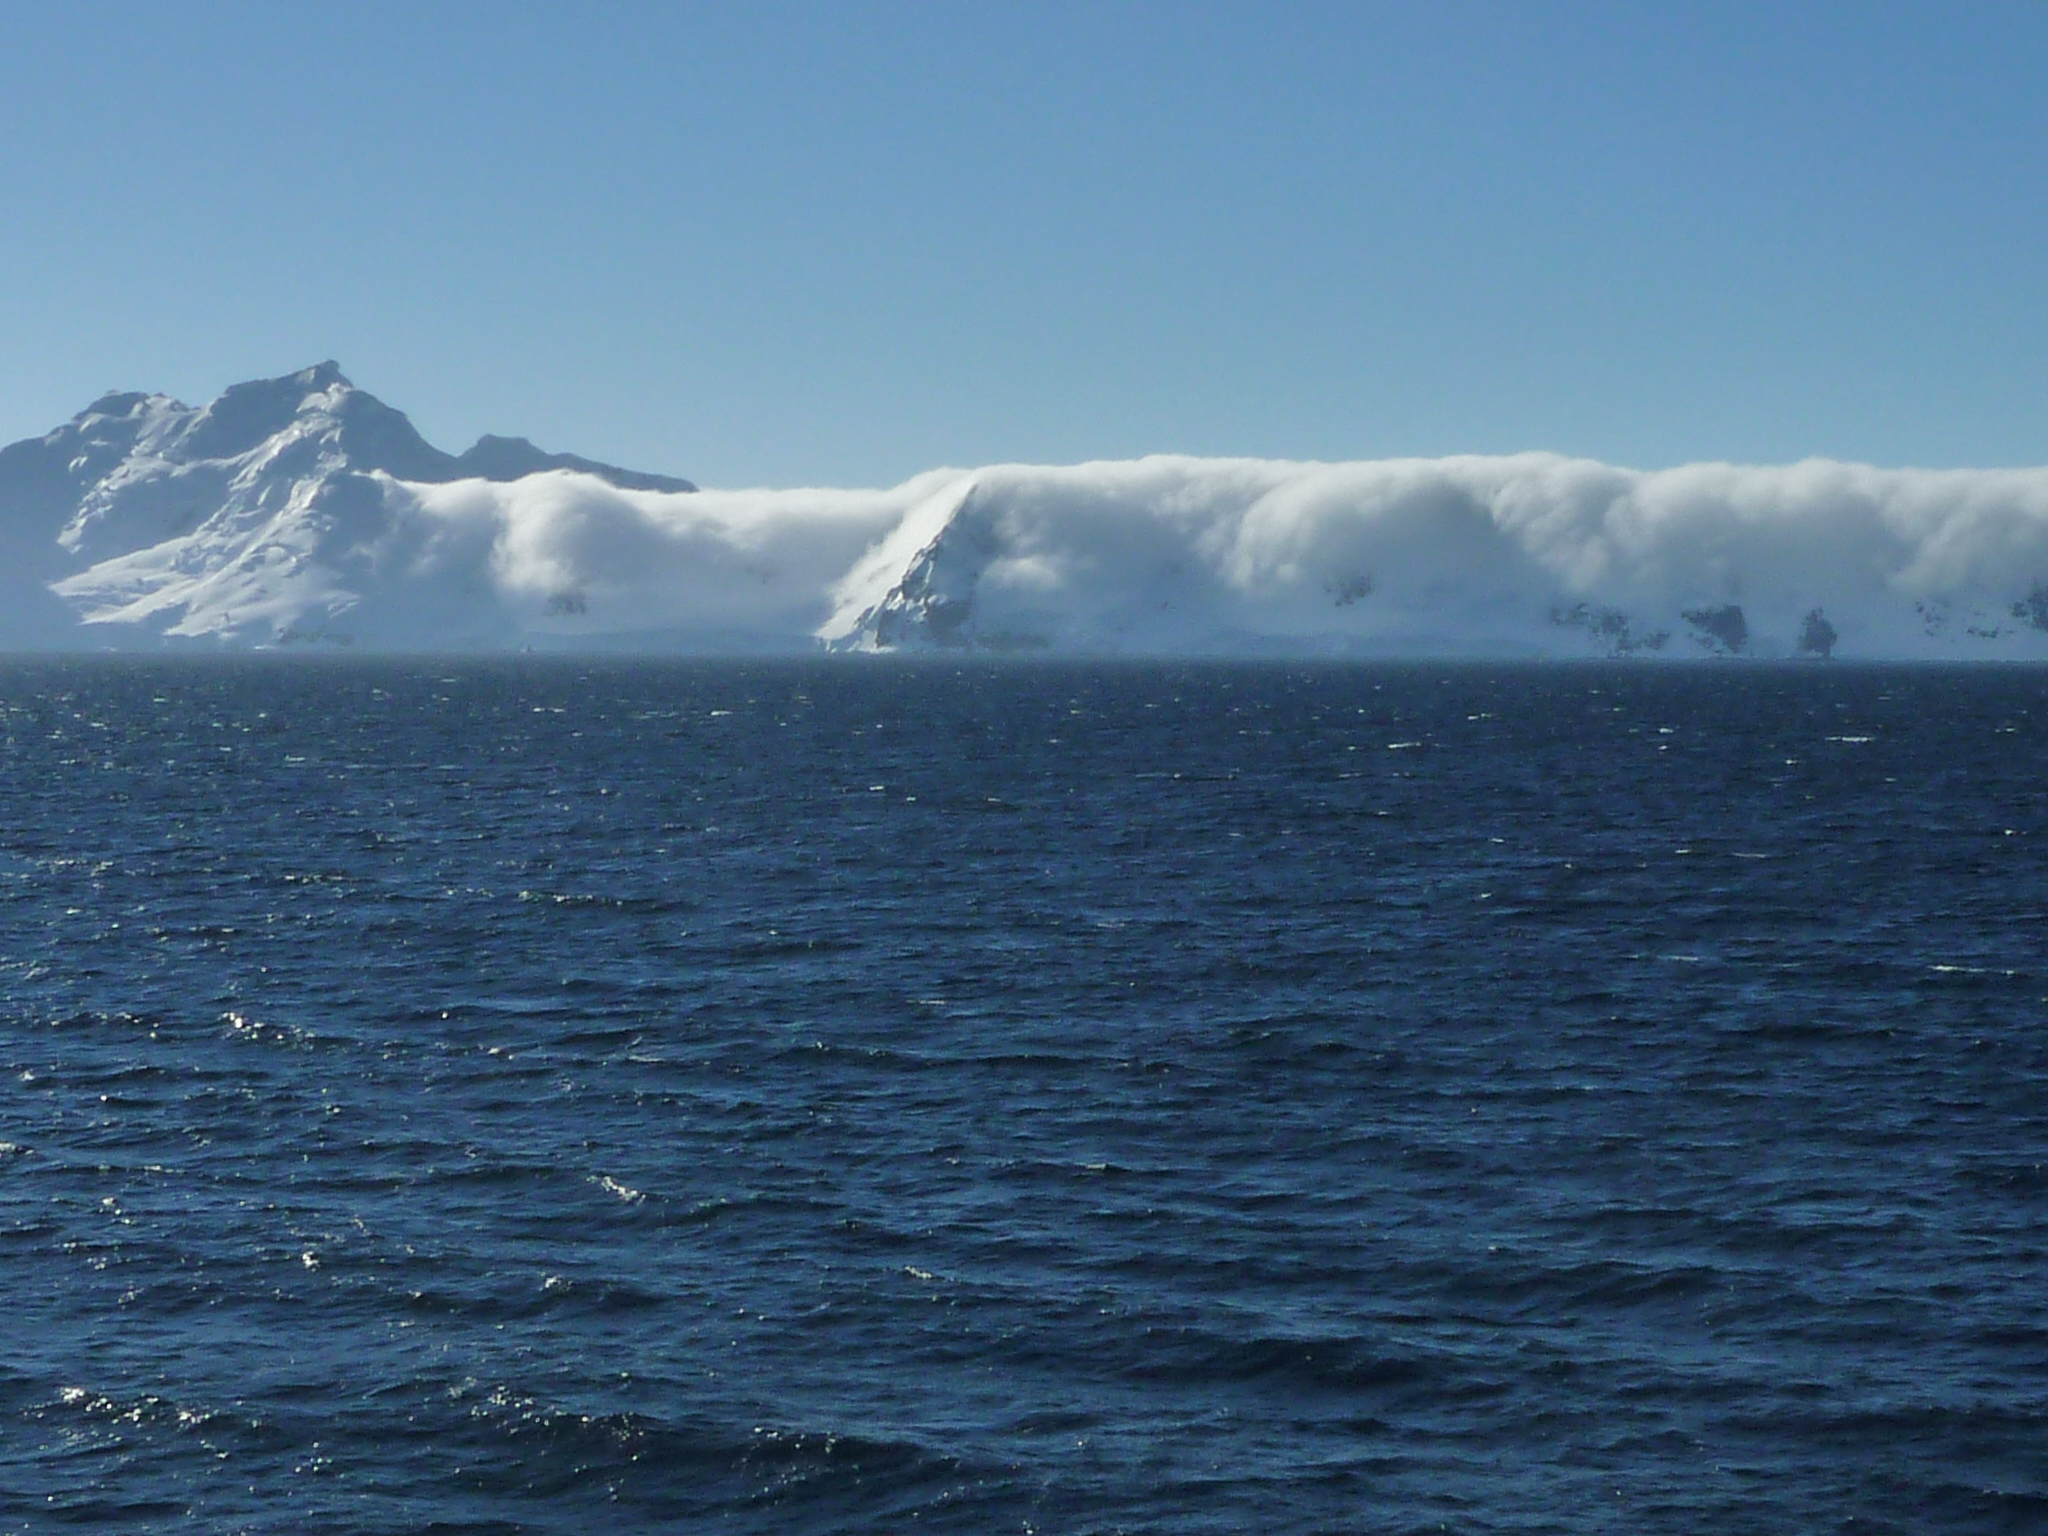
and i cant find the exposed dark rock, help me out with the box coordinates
[1552,602,1669,655]
[850,491,1001,649]
[1682,604,1748,654]
[1325,573,1373,607]
[1797,607,1837,658]
[2011,582,2048,632]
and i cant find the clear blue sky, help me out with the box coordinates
[2,1,2044,486]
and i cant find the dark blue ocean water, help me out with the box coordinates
[1,658,2044,1535]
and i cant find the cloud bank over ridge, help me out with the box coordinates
[10,367,2048,658]
[338,453,2048,658]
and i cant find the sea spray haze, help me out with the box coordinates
[1,657,2044,1533]
[9,366,2048,657]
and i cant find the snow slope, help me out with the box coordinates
[8,366,2048,657]
[0,363,695,648]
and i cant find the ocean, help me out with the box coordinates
[1,658,2043,1534]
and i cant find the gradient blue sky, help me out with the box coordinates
[2,1,2044,486]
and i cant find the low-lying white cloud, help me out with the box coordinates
[406,471,940,638]
[811,453,2048,656]
[48,453,2048,656]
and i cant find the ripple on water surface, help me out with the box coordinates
[1,658,2045,1534]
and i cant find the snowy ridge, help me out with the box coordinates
[7,367,2048,656]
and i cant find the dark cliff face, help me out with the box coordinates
[847,491,1002,650]
[1683,603,1749,655]
[1798,607,1838,658]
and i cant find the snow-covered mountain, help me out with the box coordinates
[7,364,2048,657]
[0,363,694,648]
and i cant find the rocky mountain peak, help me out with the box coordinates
[0,364,698,645]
